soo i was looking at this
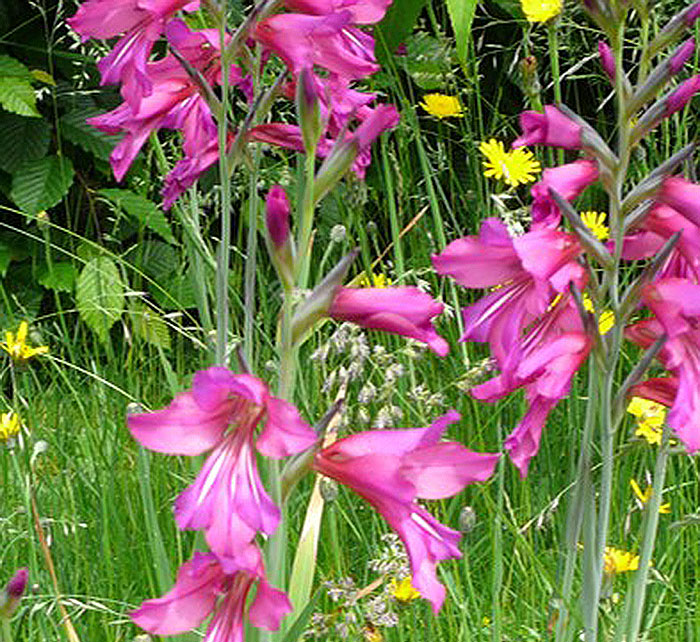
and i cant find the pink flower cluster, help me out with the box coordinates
[434,70,700,475]
[69,0,398,208]
[127,362,498,636]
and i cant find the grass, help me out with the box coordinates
[2,0,700,641]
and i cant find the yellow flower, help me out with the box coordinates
[359,272,392,288]
[0,411,20,441]
[630,479,671,514]
[582,293,615,335]
[627,397,665,446]
[604,547,640,576]
[521,0,562,23]
[389,577,421,602]
[479,138,541,187]
[580,211,610,241]
[420,93,463,119]
[1,321,49,362]
[363,625,383,642]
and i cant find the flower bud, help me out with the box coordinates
[0,568,28,619]
[296,66,323,154]
[647,2,700,59]
[458,506,477,534]
[598,41,616,80]
[265,186,294,288]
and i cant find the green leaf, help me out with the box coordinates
[36,262,77,293]
[100,188,176,243]
[0,77,39,117]
[60,110,118,161]
[282,591,320,642]
[135,240,179,281]
[76,257,125,342]
[375,0,430,63]
[129,302,171,350]
[0,112,51,173]
[446,0,477,65]
[10,156,74,215]
[405,33,453,91]
[0,55,33,80]
[149,273,196,311]
[31,69,56,86]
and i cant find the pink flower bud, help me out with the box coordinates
[665,75,700,116]
[513,105,581,150]
[265,186,290,248]
[598,41,616,80]
[1,568,28,618]
[670,38,695,74]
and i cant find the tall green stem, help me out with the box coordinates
[1,618,13,642]
[547,21,564,165]
[215,10,233,366]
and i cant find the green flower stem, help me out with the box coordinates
[491,428,504,642]
[621,423,670,639]
[1,618,13,642]
[555,363,599,642]
[215,12,233,367]
[296,149,318,289]
[637,5,651,85]
[547,20,564,165]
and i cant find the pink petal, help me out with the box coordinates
[248,579,293,631]
[257,397,316,458]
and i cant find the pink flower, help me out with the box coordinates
[131,552,291,642]
[621,205,700,281]
[512,105,581,150]
[656,175,700,228]
[253,12,379,80]
[598,41,616,80]
[530,159,599,227]
[328,286,449,356]
[128,367,316,572]
[283,0,393,23]
[623,278,700,451]
[471,295,593,476]
[312,411,500,613]
[432,218,585,363]
[665,75,700,116]
[629,376,679,409]
[68,0,200,107]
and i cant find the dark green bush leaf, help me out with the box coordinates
[60,110,118,161]
[0,112,50,173]
[129,302,171,350]
[100,188,176,243]
[10,156,74,215]
[37,262,78,293]
[0,55,39,117]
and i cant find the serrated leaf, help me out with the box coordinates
[0,77,39,117]
[134,240,179,281]
[149,273,196,311]
[76,257,125,342]
[10,156,74,215]
[60,110,118,161]
[0,55,33,80]
[100,188,175,243]
[406,34,453,91]
[130,303,171,350]
[37,262,77,293]
[0,112,51,173]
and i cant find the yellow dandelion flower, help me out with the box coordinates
[580,211,610,241]
[604,547,640,576]
[389,577,421,603]
[420,93,464,119]
[479,138,541,187]
[521,0,562,23]
[364,625,383,642]
[630,479,671,514]
[582,293,615,335]
[0,411,20,441]
[359,272,392,288]
[627,397,665,446]
[1,321,49,362]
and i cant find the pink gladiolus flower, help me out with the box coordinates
[621,205,700,281]
[629,376,679,410]
[530,159,599,227]
[128,367,316,572]
[131,552,292,641]
[283,0,392,23]
[432,218,586,363]
[313,410,500,613]
[253,12,379,80]
[471,294,593,476]
[68,0,200,107]
[656,175,700,228]
[328,286,449,356]
[512,105,581,150]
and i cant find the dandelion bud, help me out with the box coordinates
[520,56,541,107]
[320,477,339,503]
[0,568,28,619]
[296,66,323,153]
